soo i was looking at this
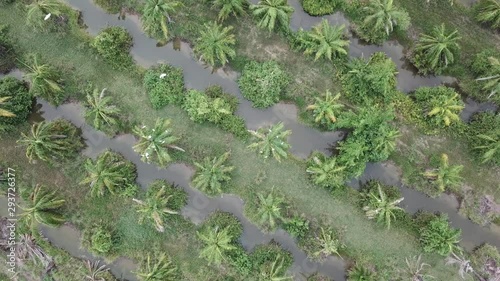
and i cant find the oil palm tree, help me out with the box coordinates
[306,91,344,126]
[192,151,234,195]
[476,56,500,99]
[372,127,400,161]
[300,20,349,61]
[475,133,500,164]
[306,153,345,189]
[84,260,109,281]
[210,0,248,22]
[197,226,236,265]
[84,88,121,131]
[23,55,64,104]
[26,0,64,31]
[132,118,185,167]
[423,153,463,193]
[399,255,434,281]
[194,22,236,67]
[0,96,15,117]
[250,0,294,32]
[258,254,292,281]
[136,253,178,281]
[248,122,291,162]
[19,185,65,230]
[426,92,464,127]
[445,252,474,280]
[133,186,178,232]
[476,0,500,30]
[363,0,409,36]
[348,264,375,281]
[362,183,404,229]
[142,0,182,41]
[257,191,285,229]
[313,227,343,259]
[415,24,461,73]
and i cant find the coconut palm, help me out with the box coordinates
[197,226,236,265]
[250,0,294,32]
[136,253,178,281]
[476,56,500,99]
[132,118,185,167]
[423,154,463,193]
[133,186,178,232]
[362,183,404,229]
[84,88,121,131]
[399,255,434,281]
[306,153,345,188]
[80,150,136,197]
[142,0,182,41]
[258,254,292,281]
[476,0,500,29]
[445,252,474,279]
[256,191,285,229]
[194,22,236,67]
[0,96,15,117]
[363,0,409,36]
[313,227,343,259]
[415,24,461,72]
[19,185,65,230]
[192,151,234,195]
[248,122,291,162]
[426,92,464,127]
[23,55,64,104]
[210,0,248,22]
[84,260,109,281]
[300,20,349,61]
[475,133,500,164]
[26,0,64,31]
[306,91,344,126]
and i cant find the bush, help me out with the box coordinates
[227,246,253,276]
[183,89,212,122]
[471,49,499,77]
[82,225,114,255]
[0,77,33,129]
[94,0,123,13]
[420,214,461,256]
[92,26,133,69]
[147,180,187,211]
[200,211,243,239]
[238,60,289,108]
[413,86,464,128]
[302,0,343,16]
[218,115,249,140]
[471,243,500,280]
[0,25,15,74]
[250,242,293,273]
[144,64,185,109]
[283,215,310,239]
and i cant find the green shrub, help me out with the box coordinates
[250,242,293,273]
[283,215,310,239]
[0,25,15,74]
[238,60,289,108]
[467,112,500,165]
[218,115,249,140]
[471,243,500,280]
[205,85,239,113]
[92,26,133,69]
[94,0,123,13]
[147,179,187,211]
[413,86,464,128]
[420,214,461,256]
[144,64,185,109]
[302,0,343,16]
[347,263,376,281]
[227,246,253,276]
[183,89,212,122]
[471,49,499,77]
[82,225,115,255]
[0,77,33,130]
[200,211,243,239]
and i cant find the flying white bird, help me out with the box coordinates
[44,13,52,21]
[159,73,167,79]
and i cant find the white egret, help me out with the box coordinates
[44,13,52,21]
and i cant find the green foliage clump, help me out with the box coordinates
[94,0,123,13]
[227,246,253,276]
[144,64,185,109]
[250,243,293,277]
[471,49,499,77]
[0,77,33,130]
[302,0,343,16]
[0,25,15,74]
[200,211,243,239]
[422,153,463,194]
[347,263,376,281]
[183,89,232,123]
[147,179,187,211]
[92,26,133,70]
[24,54,65,105]
[467,112,500,165]
[238,60,289,108]
[413,86,464,128]
[471,243,500,280]
[85,226,114,254]
[136,253,181,281]
[420,214,461,256]
[475,0,500,30]
[283,215,310,239]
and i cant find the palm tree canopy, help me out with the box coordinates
[197,226,236,265]
[363,0,409,36]
[476,56,500,99]
[475,133,500,164]
[306,91,344,126]
[194,21,236,67]
[133,186,179,232]
[250,0,294,32]
[300,20,349,61]
[423,153,463,193]
[23,55,64,104]
[362,183,404,229]
[136,253,179,281]
[306,153,346,188]
[142,0,182,41]
[476,0,500,29]
[415,24,461,72]
[257,191,284,229]
[84,88,121,130]
[211,0,248,22]
[192,151,234,195]
[19,185,65,229]
[26,0,64,31]
[248,122,291,162]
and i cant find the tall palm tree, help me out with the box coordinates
[84,88,121,131]
[248,122,291,162]
[423,153,463,193]
[313,227,343,259]
[256,191,284,229]
[136,253,178,281]
[362,183,404,229]
[476,56,500,99]
[84,260,109,281]
[142,0,182,41]
[19,185,65,230]
[475,133,500,164]
[133,186,178,232]
[363,0,408,36]
[258,254,292,281]
[415,24,461,73]
[197,226,236,265]
[210,0,248,22]
[300,20,349,61]
[0,96,15,117]
[192,151,234,195]
[250,0,294,32]
[476,0,500,30]
[306,91,344,126]
[23,55,64,104]
[426,92,464,127]
[194,22,236,67]
[399,255,434,281]
[132,118,185,167]
[306,154,345,189]
[26,0,64,31]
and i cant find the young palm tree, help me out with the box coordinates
[23,55,64,104]
[0,96,15,117]
[133,186,178,232]
[136,253,178,281]
[194,22,236,67]
[256,191,285,229]
[423,154,463,193]
[250,0,294,32]
[300,20,349,61]
[445,252,474,280]
[197,226,236,265]
[142,0,182,41]
[192,151,234,195]
[16,234,52,267]
[306,153,345,189]
[476,56,500,99]
[132,118,185,167]
[362,183,404,229]
[476,0,500,29]
[313,227,343,259]
[19,185,65,230]
[415,24,461,73]
[258,254,292,281]
[399,255,434,281]
[363,0,408,36]
[248,122,291,162]
[210,0,248,22]
[348,264,375,281]
[84,88,121,131]
[372,127,400,161]
[475,133,500,164]
[26,0,64,31]
[306,91,344,126]
[426,92,464,127]
[84,260,109,281]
